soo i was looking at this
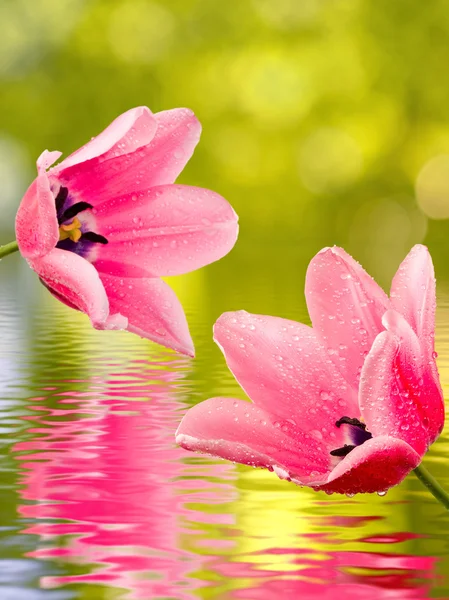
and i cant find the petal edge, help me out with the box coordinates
[317,435,421,495]
[29,249,110,327]
[15,174,59,259]
[99,274,195,356]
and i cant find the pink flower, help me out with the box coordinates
[176,245,444,495]
[15,106,238,356]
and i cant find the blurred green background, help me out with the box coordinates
[2,1,449,599]
[2,0,449,287]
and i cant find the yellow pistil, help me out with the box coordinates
[59,217,82,243]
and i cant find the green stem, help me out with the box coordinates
[413,463,449,510]
[0,240,19,259]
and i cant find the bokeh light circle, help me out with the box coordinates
[345,196,427,285]
[416,154,449,219]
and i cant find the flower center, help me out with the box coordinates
[54,186,108,256]
[59,217,82,242]
[329,416,373,457]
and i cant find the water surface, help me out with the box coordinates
[1,246,448,600]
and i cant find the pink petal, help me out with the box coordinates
[36,150,62,173]
[54,107,158,170]
[15,173,59,259]
[213,311,359,438]
[56,108,201,201]
[29,248,111,328]
[92,184,238,277]
[145,108,203,184]
[390,246,443,420]
[317,435,421,495]
[305,246,390,388]
[99,273,194,356]
[383,310,443,446]
[176,397,331,483]
[359,322,441,457]
[390,244,436,358]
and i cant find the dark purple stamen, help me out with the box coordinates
[59,201,93,224]
[55,186,69,215]
[81,231,108,245]
[336,416,367,430]
[330,415,373,458]
[330,444,356,457]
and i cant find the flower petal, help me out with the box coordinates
[15,173,59,259]
[56,108,201,201]
[390,244,436,359]
[213,311,359,440]
[384,310,444,447]
[55,107,158,170]
[92,184,238,277]
[176,397,331,482]
[359,321,442,456]
[37,150,62,173]
[29,248,111,328]
[305,246,390,388]
[99,273,194,356]
[316,435,421,495]
[144,107,202,185]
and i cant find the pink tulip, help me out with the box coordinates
[176,245,445,495]
[15,106,238,356]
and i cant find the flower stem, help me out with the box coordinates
[413,463,449,510]
[0,240,19,259]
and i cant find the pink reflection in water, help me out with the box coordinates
[14,359,235,599]
[220,527,437,600]
[12,363,441,600]
[230,579,431,599]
